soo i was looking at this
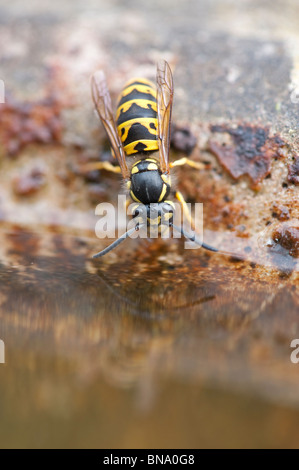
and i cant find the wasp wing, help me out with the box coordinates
[156,60,174,174]
[91,71,129,179]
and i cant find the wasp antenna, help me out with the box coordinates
[171,224,218,253]
[93,225,144,259]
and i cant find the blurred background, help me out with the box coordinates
[0,0,298,448]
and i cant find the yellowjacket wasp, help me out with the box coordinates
[89,61,218,258]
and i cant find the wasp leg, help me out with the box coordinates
[79,161,122,174]
[174,190,195,229]
[170,157,205,170]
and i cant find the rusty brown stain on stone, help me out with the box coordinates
[170,123,197,155]
[13,166,46,196]
[210,200,247,232]
[209,124,286,188]
[271,203,291,221]
[271,223,299,258]
[287,156,299,185]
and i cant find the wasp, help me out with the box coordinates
[89,61,218,258]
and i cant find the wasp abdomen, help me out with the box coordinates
[116,78,159,156]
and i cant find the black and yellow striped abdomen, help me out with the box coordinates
[116,78,159,156]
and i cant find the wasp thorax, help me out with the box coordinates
[129,158,171,205]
